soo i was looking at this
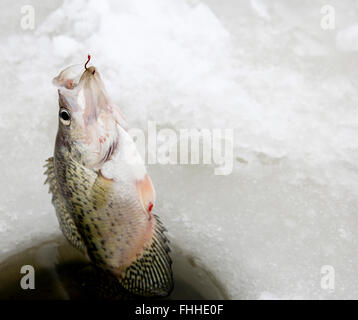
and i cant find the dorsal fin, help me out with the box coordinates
[44,157,86,253]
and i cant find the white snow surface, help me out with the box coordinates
[1,0,358,299]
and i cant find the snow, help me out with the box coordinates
[336,24,358,52]
[1,0,358,299]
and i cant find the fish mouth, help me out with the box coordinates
[53,65,99,91]
[80,67,97,82]
[53,55,100,90]
[87,66,96,75]
[52,64,83,90]
[79,67,107,99]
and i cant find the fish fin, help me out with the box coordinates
[44,157,86,253]
[118,215,173,297]
[112,104,129,130]
[136,174,156,219]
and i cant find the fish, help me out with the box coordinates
[44,55,173,297]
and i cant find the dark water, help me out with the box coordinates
[0,237,228,300]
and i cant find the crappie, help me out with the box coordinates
[44,56,173,297]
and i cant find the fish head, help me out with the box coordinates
[53,62,119,169]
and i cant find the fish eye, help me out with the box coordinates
[59,108,71,125]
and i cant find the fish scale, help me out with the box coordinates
[46,145,173,296]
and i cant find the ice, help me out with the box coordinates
[1,0,358,299]
[336,24,358,52]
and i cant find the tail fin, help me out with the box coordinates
[118,215,173,297]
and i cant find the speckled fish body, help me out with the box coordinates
[45,60,173,297]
